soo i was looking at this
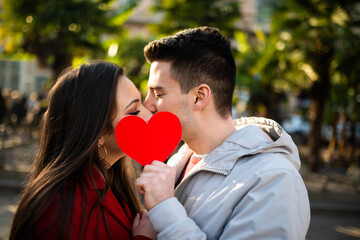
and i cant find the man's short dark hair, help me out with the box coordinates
[144,26,236,117]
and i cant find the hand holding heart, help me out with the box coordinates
[136,160,176,210]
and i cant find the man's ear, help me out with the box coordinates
[192,84,211,111]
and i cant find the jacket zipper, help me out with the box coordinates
[175,166,228,192]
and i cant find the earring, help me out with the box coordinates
[99,144,108,161]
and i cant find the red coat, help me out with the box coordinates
[35,168,151,240]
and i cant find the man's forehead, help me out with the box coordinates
[148,74,175,90]
[148,61,180,90]
[147,74,165,89]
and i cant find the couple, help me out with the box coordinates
[10,27,310,240]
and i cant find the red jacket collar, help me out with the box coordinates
[83,167,106,190]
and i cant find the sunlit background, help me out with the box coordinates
[0,0,359,239]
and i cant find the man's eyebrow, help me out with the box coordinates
[125,99,140,110]
[149,86,165,91]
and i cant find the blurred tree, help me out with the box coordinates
[0,0,139,81]
[330,18,360,167]
[271,0,360,171]
[150,0,241,37]
[104,34,154,95]
[234,28,309,123]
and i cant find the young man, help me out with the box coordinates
[136,27,310,240]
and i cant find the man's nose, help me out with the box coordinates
[143,109,153,122]
[143,95,157,114]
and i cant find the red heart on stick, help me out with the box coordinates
[115,111,182,166]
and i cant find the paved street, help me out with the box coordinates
[0,189,18,240]
[307,212,360,240]
[0,137,359,240]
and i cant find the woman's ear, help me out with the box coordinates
[98,136,105,147]
[193,84,211,111]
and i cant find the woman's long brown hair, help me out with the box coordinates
[10,61,142,240]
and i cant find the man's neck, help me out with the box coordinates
[186,114,236,155]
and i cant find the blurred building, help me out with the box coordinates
[0,60,50,95]
[124,0,275,33]
[0,0,51,95]
[123,0,163,36]
[238,0,275,33]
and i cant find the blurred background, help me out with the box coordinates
[0,0,359,239]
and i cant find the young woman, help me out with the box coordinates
[10,61,156,240]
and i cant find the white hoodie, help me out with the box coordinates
[147,117,311,240]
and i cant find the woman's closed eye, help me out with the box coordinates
[128,110,140,116]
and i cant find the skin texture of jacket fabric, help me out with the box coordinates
[147,117,311,240]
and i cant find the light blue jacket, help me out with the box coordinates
[147,117,311,240]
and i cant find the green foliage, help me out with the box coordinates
[328,16,360,123]
[271,0,360,120]
[149,0,241,37]
[104,33,155,96]
[234,29,293,120]
[0,0,140,79]
[267,0,360,170]
[232,0,360,130]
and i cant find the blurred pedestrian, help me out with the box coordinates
[0,87,5,124]
[10,91,27,128]
[26,92,41,137]
[2,88,11,126]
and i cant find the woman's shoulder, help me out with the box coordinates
[34,193,62,238]
[36,170,134,239]
[82,167,106,191]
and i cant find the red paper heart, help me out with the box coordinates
[115,111,182,166]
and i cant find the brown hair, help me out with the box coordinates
[10,60,141,240]
[144,26,236,117]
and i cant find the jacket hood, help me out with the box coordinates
[205,117,301,172]
[169,117,301,179]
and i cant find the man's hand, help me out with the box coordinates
[136,161,176,210]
